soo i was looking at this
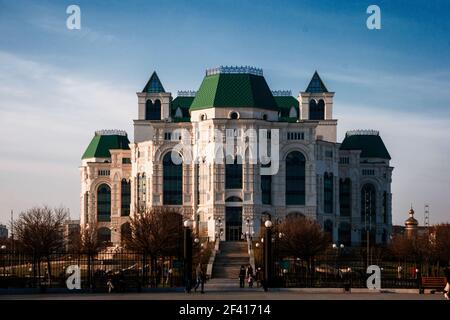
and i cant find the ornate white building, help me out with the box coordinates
[80,66,393,246]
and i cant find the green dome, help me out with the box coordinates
[189,66,278,112]
[82,130,130,159]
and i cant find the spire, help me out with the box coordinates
[142,71,165,93]
[305,71,328,93]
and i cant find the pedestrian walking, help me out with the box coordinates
[194,266,206,294]
[107,277,114,293]
[444,263,450,300]
[239,265,246,288]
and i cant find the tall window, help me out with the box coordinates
[285,151,306,205]
[163,152,183,205]
[324,219,333,242]
[121,222,131,245]
[145,99,161,120]
[196,163,200,205]
[324,173,333,213]
[121,179,131,216]
[361,183,376,227]
[225,157,242,189]
[137,173,146,212]
[338,222,351,246]
[382,191,388,223]
[339,178,352,217]
[84,192,89,223]
[309,99,325,120]
[261,162,271,205]
[97,184,111,222]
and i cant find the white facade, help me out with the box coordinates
[80,68,393,247]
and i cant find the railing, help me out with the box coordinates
[0,251,184,291]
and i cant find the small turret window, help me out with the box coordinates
[309,99,325,120]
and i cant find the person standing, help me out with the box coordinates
[239,265,246,288]
[444,263,450,300]
[246,264,254,287]
[194,264,203,293]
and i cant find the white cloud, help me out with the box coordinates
[0,51,134,222]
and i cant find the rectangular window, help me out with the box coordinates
[339,157,350,164]
[339,178,351,217]
[98,170,110,176]
[324,173,334,213]
[122,158,131,164]
[164,132,172,140]
[287,132,304,140]
[225,161,242,189]
[196,163,200,205]
[362,169,375,176]
[261,164,272,205]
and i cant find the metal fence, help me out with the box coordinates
[255,248,446,289]
[270,257,424,288]
[0,251,184,291]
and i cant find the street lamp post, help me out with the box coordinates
[183,220,193,293]
[1,245,6,276]
[263,220,273,291]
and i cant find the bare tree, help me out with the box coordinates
[430,223,450,265]
[13,206,69,285]
[124,207,183,286]
[278,216,329,276]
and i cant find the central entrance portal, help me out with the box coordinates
[225,207,242,241]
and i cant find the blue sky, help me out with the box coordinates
[0,0,449,225]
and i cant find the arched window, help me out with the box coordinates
[121,222,131,245]
[289,106,297,118]
[97,184,111,222]
[163,152,183,205]
[225,156,242,189]
[285,151,306,205]
[97,227,111,245]
[137,173,146,212]
[121,179,131,216]
[361,183,376,244]
[261,162,271,205]
[262,114,268,121]
[324,219,333,242]
[339,178,352,217]
[309,99,325,120]
[225,196,242,202]
[324,173,333,213]
[145,99,161,120]
[338,222,351,246]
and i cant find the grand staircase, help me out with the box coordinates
[212,241,249,279]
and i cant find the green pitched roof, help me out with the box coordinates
[190,73,278,111]
[274,96,299,118]
[305,71,328,93]
[142,71,165,93]
[82,132,130,159]
[340,133,391,159]
[171,96,194,119]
